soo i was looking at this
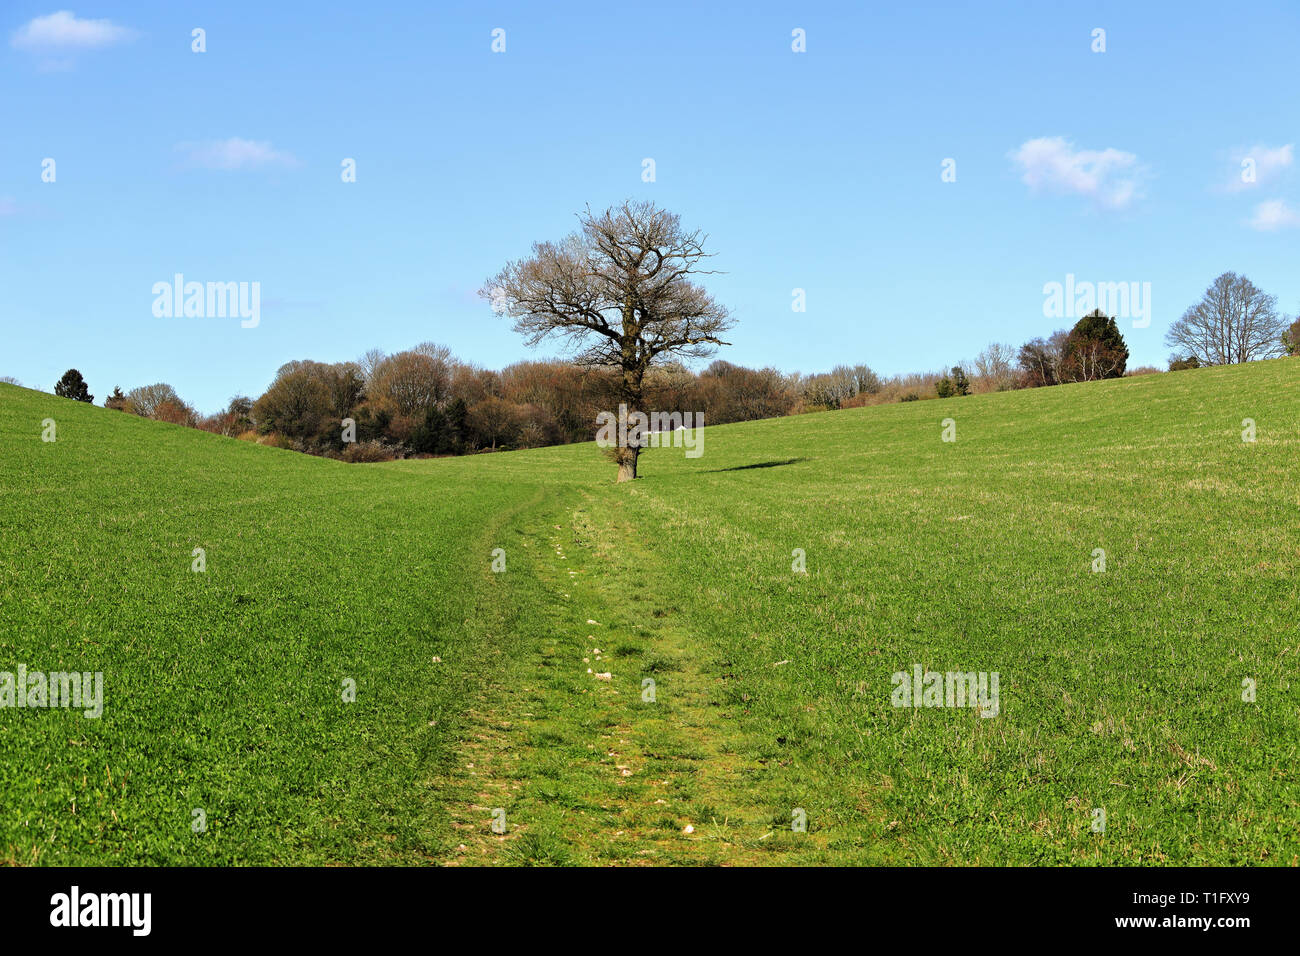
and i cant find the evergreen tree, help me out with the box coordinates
[444,397,468,454]
[55,369,93,403]
[411,405,452,455]
[1063,310,1128,381]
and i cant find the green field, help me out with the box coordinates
[1,359,1297,865]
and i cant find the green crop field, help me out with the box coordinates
[1,359,1296,866]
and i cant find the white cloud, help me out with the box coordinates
[11,11,136,51]
[175,138,301,171]
[1009,136,1146,210]
[1247,199,1300,231]
[1227,143,1293,191]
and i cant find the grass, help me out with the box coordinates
[0,387,548,863]
[1,358,1297,865]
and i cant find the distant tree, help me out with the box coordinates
[1283,316,1300,356]
[1061,309,1128,381]
[643,361,700,426]
[125,383,183,418]
[467,396,522,451]
[727,366,794,421]
[412,341,455,364]
[1018,330,1069,387]
[1168,354,1201,372]
[201,395,255,436]
[358,348,387,389]
[322,363,366,419]
[936,366,970,398]
[153,399,197,426]
[449,362,496,407]
[104,386,128,410]
[55,369,93,403]
[973,343,1018,391]
[226,395,255,432]
[444,397,468,452]
[701,362,795,422]
[800,364,874,409]
[482,200,733,481]
[514,404,561,449]
[250,360,365,449]
[0,376,21,387]
[822,366,862,407]
[852,364,882,395]
[370,349,451,416]
[1165,272,1286,365]
[411,405,460,455]
[351,404,393,444]
[253,363,330,438]
[1018,339,1052,387]
[499,359,602,442]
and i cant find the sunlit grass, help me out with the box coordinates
[2,358,1296,864]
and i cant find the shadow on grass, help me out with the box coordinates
[704,458,807,473]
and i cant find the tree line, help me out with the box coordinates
[14,270,1296,464]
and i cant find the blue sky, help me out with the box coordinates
[3,1,1297,412]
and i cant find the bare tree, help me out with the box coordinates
[482,201,733,480]
[851,364,882,395]
[412,342,454,364]
[322,362,366,418]
[1017,332,1068,388]
[125,383,184,418]
[357,348,387,389]
[467,395,522,451]
[253,363,330,437]
[1165,272,1286,365]
[820,366,860,407]
[370,350,452,416]
[974,343,1017,391]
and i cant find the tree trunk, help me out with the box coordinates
[616,444,639,482]
[616,342,644,482]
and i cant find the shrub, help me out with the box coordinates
[258,433,293,450]
[342,440,398,463]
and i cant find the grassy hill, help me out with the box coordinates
[1,359,1296,865]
